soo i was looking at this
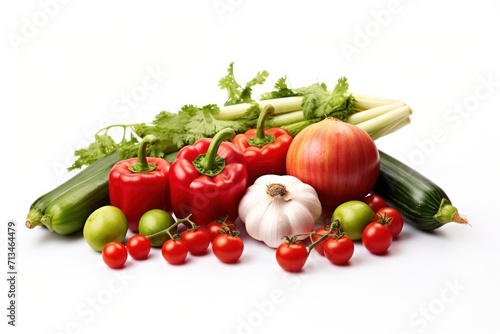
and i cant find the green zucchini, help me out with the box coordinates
[372,150,468,231]
[26,151,120,235]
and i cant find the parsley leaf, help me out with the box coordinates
[180,104,254,144]
[260,76,300,100]
[68,63,360,171]
[69,134,119,171]
[295,77,356,121]
[218,62,269,106]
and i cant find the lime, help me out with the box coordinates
[138,209,175,247]
[83,205,128,252]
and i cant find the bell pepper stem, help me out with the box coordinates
[194,128,235,176]
[248,104,276,147]
[129,135,157,173]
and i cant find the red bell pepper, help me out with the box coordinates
[109,135,171,233]
[169,128,247,226]
[232,104,293,186]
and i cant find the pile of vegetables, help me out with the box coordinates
[24,63,469,271]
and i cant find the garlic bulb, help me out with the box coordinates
[238,174,322,248]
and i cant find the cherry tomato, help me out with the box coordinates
[310,226,331,256]
[102,242,128,269]
[276,242,308,272]
[207,219,236,241]
[362,222,393,255]
[212,233,244,263]
[362,194,388,213]
[323,236,355,265]
[181,227,211,255]
[161,239,188,265]
[126,234,151,260]
[375,207,404,238]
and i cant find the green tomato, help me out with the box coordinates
[83,206,128,252]
[332,200,374,241]
[138,209,176,247]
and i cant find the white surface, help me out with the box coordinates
[3,1,500,333]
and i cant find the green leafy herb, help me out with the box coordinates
[69,134,119,170]
[68,62,412,170]
[218,62,269,106]
[295,77,357,121]
[260,76,299,100]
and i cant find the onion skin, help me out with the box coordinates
[285,118,380,210]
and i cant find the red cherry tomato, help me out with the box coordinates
[375,207,404,238]
[311,226,331,256]
[126,234,151,260]
[161,239,188,265]
[323,236,355,265]
[276,242,308,272]
[212,233,244,263]
[362,194,388,213]
[102,242,128,269]
[207,219,236,241]
[362,222,393,255]
[181,227,211,255]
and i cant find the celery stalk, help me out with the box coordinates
[347,102,407,125]
[271,99,412,141]
[355,105,412,139]
[217,96,304,120]
[352,94,401,111]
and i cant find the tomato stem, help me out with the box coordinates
[221,222,240,237]
[290,223,345,255]
[146,214,197,241]
[375,212,393,227]
[305,233,331,255]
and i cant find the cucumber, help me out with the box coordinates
[27,151,119,220]
[372,150,468,231]
[26,151,120,235]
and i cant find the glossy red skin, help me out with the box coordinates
[311,227,331,256]
[375,207,404,238]
[109,157,171,233]
[276,243,308,272]
[161,239,188,265]
[207,220,236,241]
[232,128,293,186]
[126,234,151,260]
[286,118,380,210]
[102,242,128,269]
[212,234,244,263]
[362,222,393,255]
[181,227,211,255]
[170,139,247,226]
[362,194,389,213]
[323,236,354,265]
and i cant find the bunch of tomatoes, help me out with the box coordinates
[101,217,244,269]
[101,194,404,273]
[275,194,404,273]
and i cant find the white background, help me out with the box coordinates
[3,0,500,333]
